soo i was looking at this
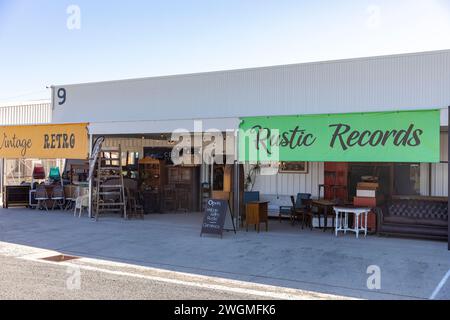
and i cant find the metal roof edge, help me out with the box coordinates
[52,49,450,88]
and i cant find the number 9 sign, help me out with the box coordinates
[57,88,67,105]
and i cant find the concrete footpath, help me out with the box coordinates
[0,209,449,300]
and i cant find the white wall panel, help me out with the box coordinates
[431,163,448,197]
[440,132,448,162]
[431,130,449,196]
[53,50,450,124]
[420,163,430,196]
[0,101,51,125]
[89,118,240,135]
[252,162,324,198]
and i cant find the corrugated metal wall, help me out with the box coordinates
[430,164,448,197]
[429,132,449,196]
[252,162,325,198]
[0,101,52,125]
[103,135,236,155]
[252,161,447,198]
[53,50,450,124]
[0,101,52,198]
[103,137,174,154]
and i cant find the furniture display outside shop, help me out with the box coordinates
[290,195,314,229]
[68,163,90,184]
[3,185,31,208]
[377,196,448,240]
[93,146,127,220]
[312,199,340,231]
[241,191,260,227]
[167,166,200,212]
[334,206,371,238]
[35,185,50,211]
[245,201,269,233]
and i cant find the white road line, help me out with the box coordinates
[430,269,450,300]
[23,256,350,300]
[1,241,351,300]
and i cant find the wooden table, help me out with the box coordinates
[245,201,269,233]
[311,199,340,232]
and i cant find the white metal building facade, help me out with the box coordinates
[0,101,53,199]
[52,50,450,123]
[51,50,450,200]
[0,100,52,125]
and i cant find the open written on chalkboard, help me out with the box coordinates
[200,199,236,238]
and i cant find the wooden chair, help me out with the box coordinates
[279,205,295,224]
[126,188,144,219]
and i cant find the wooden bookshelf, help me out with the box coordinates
[138,157,166,192]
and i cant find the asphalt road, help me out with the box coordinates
[0,255,261,300]
[1,247,447,300]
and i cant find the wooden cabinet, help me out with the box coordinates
[139,157,166,192]
[139,158,167,213]
[353,197,378,233]
[168,166,193,183]
[324,162,349,201]
[181,168,192,181]
[167,166,200,211]
[245,201,269,232]
[3,185,31,208]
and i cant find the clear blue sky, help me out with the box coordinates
[1,0,450,102]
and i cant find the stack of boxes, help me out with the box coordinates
[353,181,379,233]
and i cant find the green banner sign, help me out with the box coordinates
[239,110,440,163]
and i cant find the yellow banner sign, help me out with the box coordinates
[0,123,89,159]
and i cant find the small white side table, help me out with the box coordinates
[334,206,371,238]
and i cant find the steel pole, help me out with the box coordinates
[447,106,450,251]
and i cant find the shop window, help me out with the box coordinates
[121,151,139,179]
[393,163,420,196]
[128,152,139,166]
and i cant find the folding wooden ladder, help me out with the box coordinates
[93,145,127,221]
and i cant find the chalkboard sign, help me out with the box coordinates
[201,199,236,238]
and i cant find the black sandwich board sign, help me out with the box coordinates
[200,199,236,238]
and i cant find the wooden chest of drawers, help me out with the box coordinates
[245,201,269,233]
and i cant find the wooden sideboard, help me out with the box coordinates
[245,201,269,233]
[3,185,31,208]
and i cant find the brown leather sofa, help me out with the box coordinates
[377,196,448,241]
